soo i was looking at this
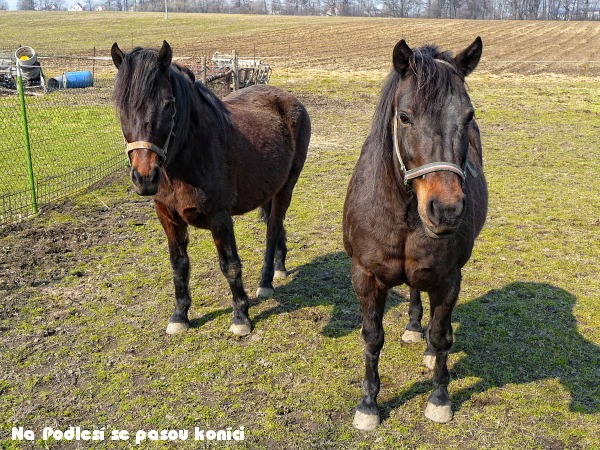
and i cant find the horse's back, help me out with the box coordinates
[224,85,309,133]
[219,85,310,215]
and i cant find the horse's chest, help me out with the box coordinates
[403,233,464,290]
[154,181,214,229]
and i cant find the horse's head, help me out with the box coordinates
[112,40,176,196]
[391,37,482,238]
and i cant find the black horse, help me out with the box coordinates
[343,37,488,429]
[112,41,310,336]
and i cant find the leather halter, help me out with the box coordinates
[124,97,176,163]
[392,61,480,185]
[391,57,478,185]
[392,108,477,185]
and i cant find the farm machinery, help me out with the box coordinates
[0,46,46,93]
[187,51,271,96]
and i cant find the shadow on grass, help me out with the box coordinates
[194,254,599,418]
[190,308,232,329]
[251,251,407,338]
[379,282,600,420]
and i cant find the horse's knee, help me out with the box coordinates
[428,324,453,352]
[361,321,384,353]
[221,261,242,282]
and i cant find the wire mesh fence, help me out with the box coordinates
[1,48,125,225]
[0,44,258,226]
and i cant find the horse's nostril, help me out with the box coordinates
[149,165,160,184]
[427,197,441,226]
[131,168,142,186]
[426,196,465,231]
[456,197,465,217]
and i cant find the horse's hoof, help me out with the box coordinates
[424,402,453,423]
[256,287,274,298]
[229,323,252,336]
[402,329,423,343]
[166,322,189,335]
[352,410,380,431]
[422,354,436,370]
[274,270,287,280]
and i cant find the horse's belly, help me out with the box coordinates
[230,144,295,214]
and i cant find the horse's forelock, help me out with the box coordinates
[408,46,461,115]
[369,45,465,163]
[114,48,163,112]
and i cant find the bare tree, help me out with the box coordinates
[17,0,36,9]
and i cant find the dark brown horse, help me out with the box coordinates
[111,41,310,336]
[343,37,488,429]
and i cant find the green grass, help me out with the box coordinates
[0,82,125,223]
[1,12,599,449]
[1,69,599,449]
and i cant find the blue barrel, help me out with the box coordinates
[63,70,93,88]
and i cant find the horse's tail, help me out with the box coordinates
[260,201,271,223]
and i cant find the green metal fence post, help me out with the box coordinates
[16,60,38,215]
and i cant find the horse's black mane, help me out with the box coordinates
[194,81,232,131]
[370,45,461,155]
[114,46,232,158]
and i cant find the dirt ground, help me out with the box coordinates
[0,171,151,343]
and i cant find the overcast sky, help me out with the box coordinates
[5,0,76,10]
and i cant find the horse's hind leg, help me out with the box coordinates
[156,206,191,335]
[351,260,387,431]
[273,232,288,280]
[402,287,424,343]
[259,203,288,283]
[423,273,461,424]
[256,169,302,298]
[210,213,252,336]
[256,199,287,298]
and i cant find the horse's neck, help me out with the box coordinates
[388,144,414,208]
[361,143,412,214]
[193,89,230,145]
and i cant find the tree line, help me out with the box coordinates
[7,0,600,20]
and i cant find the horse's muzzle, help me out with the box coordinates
[423,196,465,238]
[131,165,161,196]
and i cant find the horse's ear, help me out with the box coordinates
[393,39,413,77]
[158,40,172,70]
[111,43,124,69]
[454,36,483,77]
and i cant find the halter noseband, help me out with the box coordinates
[124,97,176,163]
[391,58,478,185]
[392,109,477,186]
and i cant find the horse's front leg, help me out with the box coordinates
[210,213,252,336]
[351,260,388,431]
[156,206,192,335]
[423,272,461,423]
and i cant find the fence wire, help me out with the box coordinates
[0,50,125,225]
[0,45,238,226]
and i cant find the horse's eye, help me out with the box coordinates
[399,112,412,126]
[465,110,475,124]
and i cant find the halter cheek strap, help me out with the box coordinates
[123,97,176,163]
[393,109,477,185]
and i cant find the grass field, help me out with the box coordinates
[1,12,599,449]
